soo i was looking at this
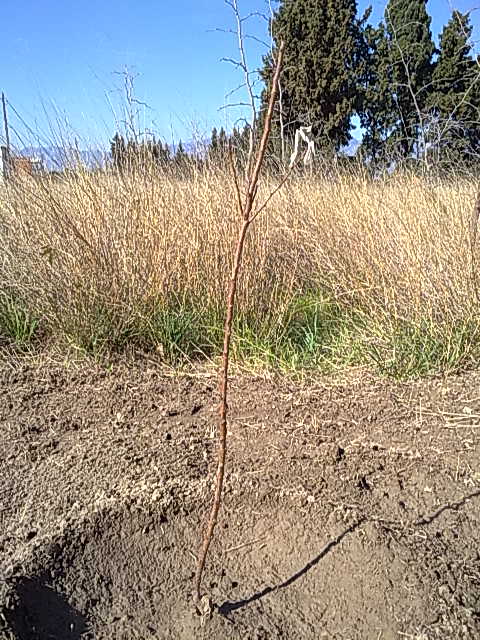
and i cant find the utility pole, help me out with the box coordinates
[1,92,11,178]
[2,93,10,152]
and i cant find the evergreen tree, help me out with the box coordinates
[159,141,172,165]
[218,127,228,156]
[228,124,252,168]
[175,140,188,168]
[151,137,161,164]
[210,127,218,153]
[126,139,137,167]
[110,132,175,172]
[207,126,230,166]
[384,0,435,159]
[239,124,251,157]
[428,10,480,165]
[357,23,394,167]
[261,0,366,152]
[110,133,127,171]
[208,127,221,165]
[151,139,171,166]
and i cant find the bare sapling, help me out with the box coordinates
[194,41,286,609]
[470,188,480,303]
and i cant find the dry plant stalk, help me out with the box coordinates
[470,188,480,303]
[194,42,285,607]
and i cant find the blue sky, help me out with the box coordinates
[1,0,479,149]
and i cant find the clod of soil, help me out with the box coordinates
[1,361,480,639]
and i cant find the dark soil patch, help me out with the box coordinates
[1,361,479,639]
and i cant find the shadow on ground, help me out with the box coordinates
[218,519,364,617]
[4,576,90,640]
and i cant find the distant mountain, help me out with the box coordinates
[20,146,109,171]
[19,141,204,170]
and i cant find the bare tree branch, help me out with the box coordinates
[194,41,286,612]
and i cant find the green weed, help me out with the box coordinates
[139,301,214,365]
[0,291,39,347]
[366,317,480,379]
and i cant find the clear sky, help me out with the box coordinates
[1,0,479,150]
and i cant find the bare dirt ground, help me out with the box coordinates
[0,358,479,639]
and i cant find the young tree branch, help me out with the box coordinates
[194,40,285,610]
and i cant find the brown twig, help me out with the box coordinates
[470,188,480,303]
[194,41,285,607]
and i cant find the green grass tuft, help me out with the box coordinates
[138,300,215,365]
[0,292,39,347]
[365,317,480,379]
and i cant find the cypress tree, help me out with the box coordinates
[218,127,228,157]
[175,140,187,167]
[237,124,252,162]
[209,127,218,160]
[110,133,127,171]
[384,0,435,159]
[357,23,395,167]
[428,10,480,166]
[208,127,227,164]
[261,0,365,152]
[161,141,172,165]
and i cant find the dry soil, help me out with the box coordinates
[0,359,479,639]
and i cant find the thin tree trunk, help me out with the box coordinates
[194,42,285,607]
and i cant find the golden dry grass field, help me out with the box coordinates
[0,167,478,377]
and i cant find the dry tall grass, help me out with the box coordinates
[0,165,478,374]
